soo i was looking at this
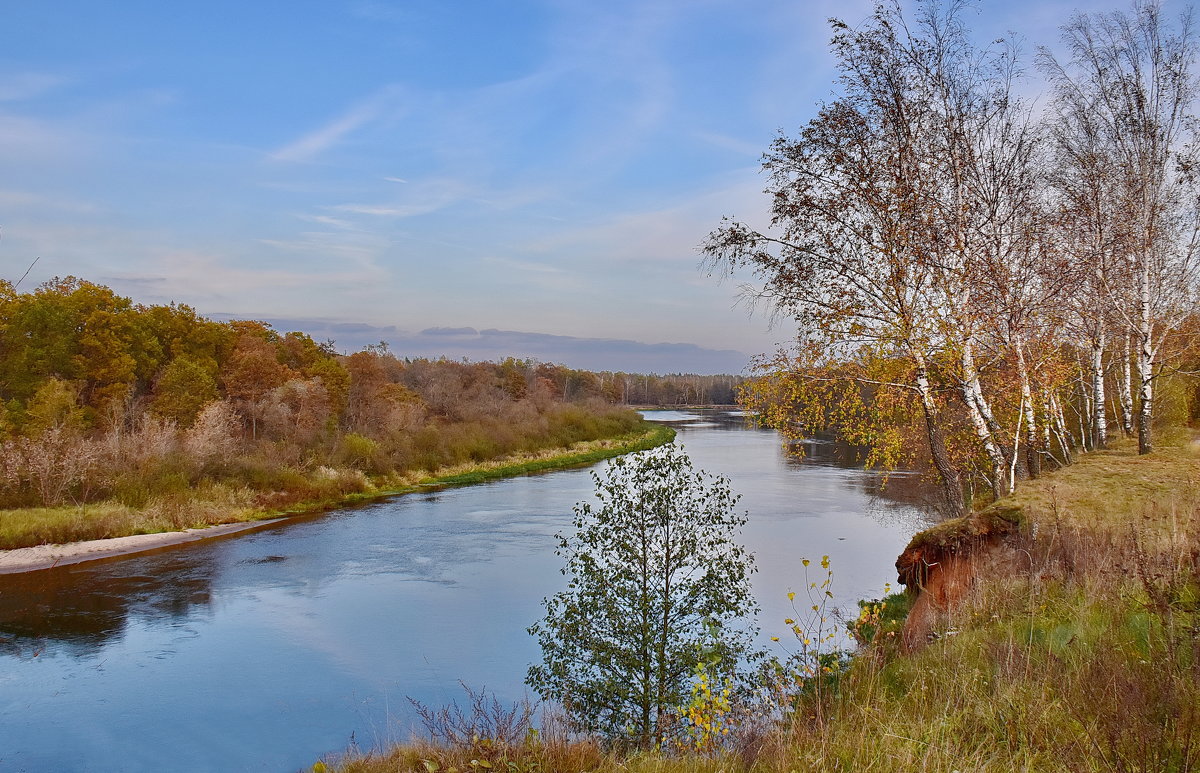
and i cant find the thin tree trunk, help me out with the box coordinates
[1137,336,1154,455]
[638,506,652,749]
[1050,390,1074,464]
[1015,338,1041,478]
[1091,329,1107,450]
[1042,390,1067,468]
[1118,333,1134,436]
[655,517,672,749]
[1137,258,1154,455]
[961,341,1010,498]
[914,350,965,516]
[1009,396,1023,493]
[1074,353,1092,451]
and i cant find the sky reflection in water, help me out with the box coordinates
[0,410,926,772]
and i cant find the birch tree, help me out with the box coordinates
[704,2,972,513]
[1042,1,1200,454]
[923,24,1049,493]
[706,0,1049,507]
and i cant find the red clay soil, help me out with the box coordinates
[895,503,1023,651]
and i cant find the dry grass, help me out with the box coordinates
[1006,428,1200,536]
[0,425,674,551]
[0,483,262,549]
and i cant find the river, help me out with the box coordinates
[0,409,927,772]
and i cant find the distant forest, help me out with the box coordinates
[0,277,740,511]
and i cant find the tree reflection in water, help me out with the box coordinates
[0,552,216,656]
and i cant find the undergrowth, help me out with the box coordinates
[0,423,674,550]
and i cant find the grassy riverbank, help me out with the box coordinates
[0,423,675,552]
[329,430,1199,773]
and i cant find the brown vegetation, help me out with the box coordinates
[0,277,670,547]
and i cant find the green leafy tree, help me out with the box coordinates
[151,357,219,427]
[24,377,88,436]
[526,443,757,749]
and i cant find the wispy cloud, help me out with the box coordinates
[522,174,765,266]
[330,203,436,218]
[102,246,393,313]
[327,177,478,219]
[481,257,562,275]
[270,85,405,162]
[295,213,355,229]
[693,131,766,158]
[0,114,84,161]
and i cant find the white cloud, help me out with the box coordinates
[327,177,479,219]
[270,85,405,163]
[521,173,766,265]
[330,203,435,218]
[481,257,562,275]
[295,214,355,229]
[0,114,84,160]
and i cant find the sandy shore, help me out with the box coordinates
[0,518,288,574]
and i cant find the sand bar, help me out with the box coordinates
[0,518,288,574]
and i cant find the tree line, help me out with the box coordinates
[0,276,679,509]
[706,0,1200,516]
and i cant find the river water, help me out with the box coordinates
[0,410,927,772]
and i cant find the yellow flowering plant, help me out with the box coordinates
[761,555,850,728]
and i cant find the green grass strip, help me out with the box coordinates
[260,424,675,515]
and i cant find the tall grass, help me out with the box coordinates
[0,423,672,550]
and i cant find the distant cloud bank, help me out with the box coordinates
[211,315,751,375]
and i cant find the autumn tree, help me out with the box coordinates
[24,377,88,436]
[1042,1,1200,454]
[151,357,219,427]
[222,333,292,439]
[703,1,998,512]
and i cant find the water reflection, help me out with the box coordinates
[0,553,216,655]
[0,409,930,773]
[644,408,933,512]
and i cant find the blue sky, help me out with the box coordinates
[0,0,1150,373]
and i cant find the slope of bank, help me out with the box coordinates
[329,429,1199,773]
[0,423,675,573]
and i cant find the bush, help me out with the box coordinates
[340,433,381,472]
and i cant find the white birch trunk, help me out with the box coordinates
[1137,257,1154,455]
[913,349,965,516]
[1091,328,1107,450]
[961,341,1010,498]
[1015,338,1040,477]
[1049,390,1074,464]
